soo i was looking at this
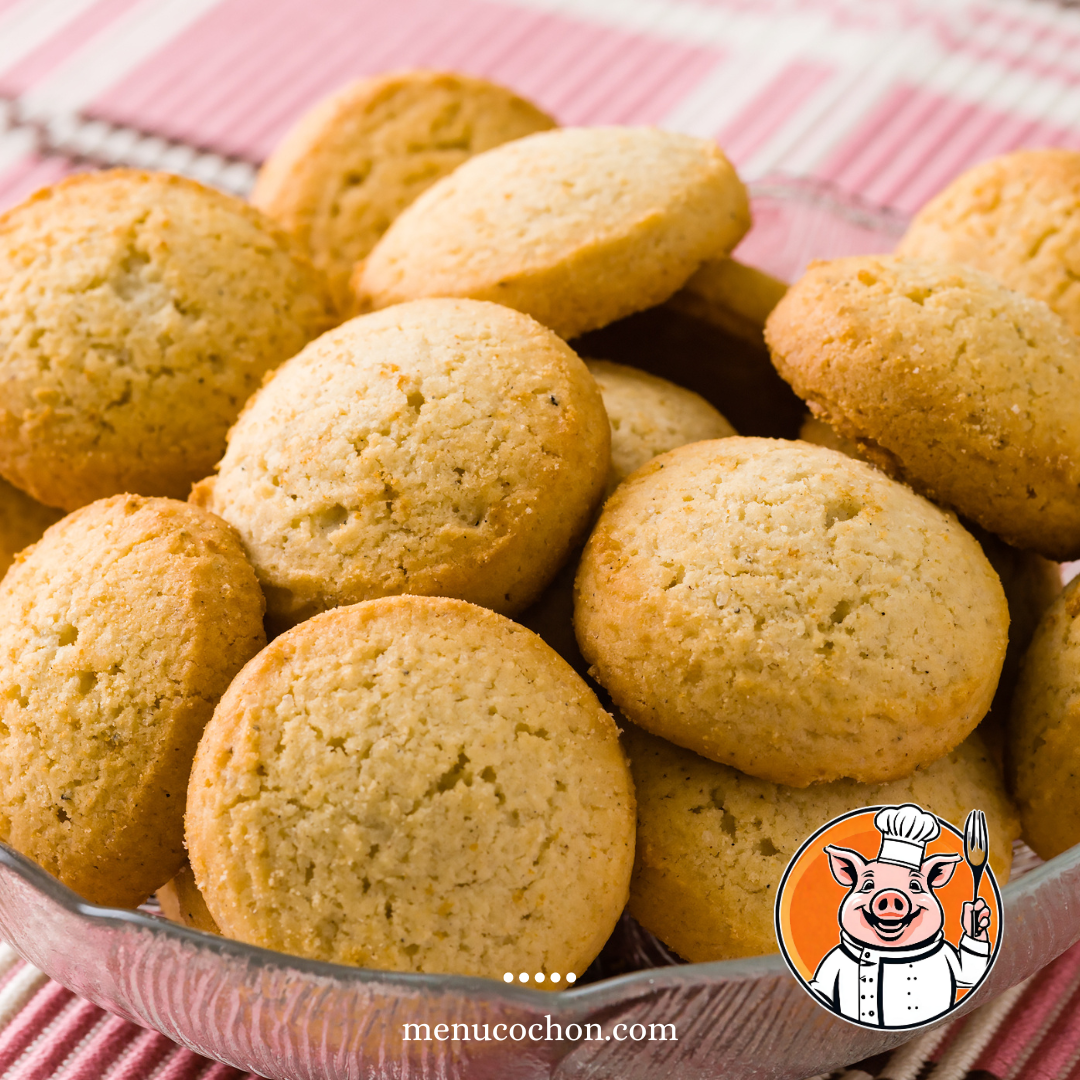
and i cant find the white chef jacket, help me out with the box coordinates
[808,930,991,1027]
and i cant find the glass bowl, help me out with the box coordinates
[0,179,1073,1080]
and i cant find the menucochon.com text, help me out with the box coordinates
[402,1017,678,1042]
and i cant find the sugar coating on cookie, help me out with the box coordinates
[766,256,1080,560]
[0,170,333,511]
[252,70,556,312]
[1009,576,1080,859]
[898,149,1080,336]
[354,126,750,339]
[586,359,736,492]
[193,298,610,627]
[575,437,1008,787]
[0,477,63,580]
[0,496,265,907]
[186,596,635,981]
[624,724,1017,962]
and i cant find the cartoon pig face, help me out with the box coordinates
[825,845,961,949]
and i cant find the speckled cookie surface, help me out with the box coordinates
[186,596,635,981]
[0,478,63,580]
[193,298,609,628]
[0,169,333,511]
[898,149,1080,336]
[575,437,1008,787]
[625,725,1017,962]
[586,359,736,492]
[353,126,750,339]
[766,256,1080,560]
[1009,576,1080,859]
[0,496,265,907]
[252,70,555,312]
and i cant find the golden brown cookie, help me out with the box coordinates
[1009,575,1080,858]
[766,256,1080,559]
[0,496,265,907]
[186,596,635,983]
[625,724,1017,962]
[252,70,556,312]
[157,861,220,934]
[898,149,1080,335]
[0,478,63,580]
[667,257,788,347]
[575,437,1008,787]
[193,298,609,629]
[798,412,1061,768]
[586,359,736,493]
[0,169,333,511]
[353,126,750,339]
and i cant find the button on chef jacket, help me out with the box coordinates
[808,930,991,1027]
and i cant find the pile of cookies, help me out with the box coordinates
[0,68,1075,984]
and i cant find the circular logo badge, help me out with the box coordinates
[775,803,1002,1031]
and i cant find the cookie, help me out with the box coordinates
[898,149,1080,336]
[798,412,1061,768]
[353,126,750,340]
[586,359,736,493]
[667,257,788,347]
[185,596,635,982]
[0,478,63,580]
[157,861,220,934]
[575,437,1008,787]
[766,256,1080,559]
[1009,575,1080,858]
[252,71,556,312]
[0,169,333,511]
[625,724,1017,962]
[0,495,265,907]
[192,298,609,629]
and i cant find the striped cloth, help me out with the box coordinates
[1,0,1080,1076]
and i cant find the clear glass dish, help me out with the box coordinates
[0,180,1073,1080]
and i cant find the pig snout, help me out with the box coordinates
[871,890,911,918]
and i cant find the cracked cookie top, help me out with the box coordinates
[0,169,333,511]
[574,437,1008,787]
[0,495,265,907]
[185,595,635,982]
[765,255,1080,560]
[192,298,610,628]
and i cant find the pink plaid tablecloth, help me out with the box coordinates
[3,0,1080,1076]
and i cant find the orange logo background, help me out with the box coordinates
[776,808,1001,1004]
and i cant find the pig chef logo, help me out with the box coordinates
[775,804,1001,1030]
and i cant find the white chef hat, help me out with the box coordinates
[874,804,940,869]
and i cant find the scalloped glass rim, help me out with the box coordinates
[0,178,1074,1080]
